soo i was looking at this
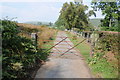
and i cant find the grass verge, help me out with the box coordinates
[66,31,118,78]
[67,32,91,60]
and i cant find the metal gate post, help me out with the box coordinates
[31,33,38,50]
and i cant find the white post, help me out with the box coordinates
[31,33,38,49]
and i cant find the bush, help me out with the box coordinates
[1,20,46,79]
[95,31,119,57]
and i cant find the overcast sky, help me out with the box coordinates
[0,0,104,23]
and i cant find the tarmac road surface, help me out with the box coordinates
[35,31,93,78]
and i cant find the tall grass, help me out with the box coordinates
[17,23,57,48]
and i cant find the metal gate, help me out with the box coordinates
[42,36,86,57]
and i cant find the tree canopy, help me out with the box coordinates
[91,0,120,28]
[55,2,96,31]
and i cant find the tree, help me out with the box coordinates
[38,22,42,25]
[49,22,53,26]
[55,2,96,31]
[91,0,120,28]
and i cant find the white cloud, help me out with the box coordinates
[0,5,19,19]
[1,5,17,13]
[0,0,104,23]
[0,3,2,18]
[0,3,61,23]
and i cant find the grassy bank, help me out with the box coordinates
[66,31,118,78]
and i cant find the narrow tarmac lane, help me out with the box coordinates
[35,31,93,78]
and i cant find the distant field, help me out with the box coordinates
[24,21,53,26]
